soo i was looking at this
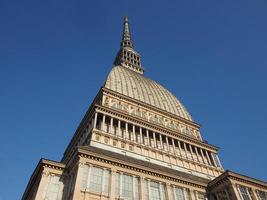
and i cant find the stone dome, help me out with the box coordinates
[104,65,193,121]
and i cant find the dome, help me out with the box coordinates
[104,66,193,121]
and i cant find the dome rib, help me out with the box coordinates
[104,66,193,121]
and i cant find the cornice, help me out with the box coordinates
[22,158,65,200]
[208,170,267,190]
[77,146,208,189]
[41,159,65,171]
[227,171,267,189]
[93,128,223,173]
[95,104,219,152]
[102,87,201,128]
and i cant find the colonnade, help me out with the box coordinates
[93,112,222,169]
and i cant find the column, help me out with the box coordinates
[183,142,189,159]
[194,146,201,162]
[205,150,212,165]
[132,125,136,142]
[58,180,64,200]
[125,122,128,140]
[250,188,258,200]
[153,132,157,148]
[159,182,165,200]
[160,134,163,150]
[35,169,50,200]
[93,112,98,128]
[216,154,223,168]
[110,117,113,134]
[166,136,170,152]
[231,184,241,200]
[183,188,189,200]
[132,176,136,199]
[170,183,177,200]
[177,140,182,156]
[200,149,207,164]
[209,152,216,166]
[101,114,106,131]
[109,170,116,199]
[72,162,85,200]
[146,129,150,146]
[211,153,218,167]
[147,179,151,198]
[140,127,143,144]
[86,164,92,189]
[140,177,145,200]
[118,120,121,137]
[119,172,123,198]
[189,145,195,161]
[189,189,196,200]
[210,153,217,167]
[172,138,176,155]
[101,168,106,195]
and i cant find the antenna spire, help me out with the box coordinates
[114,16,144,74]
[121,16,133,48]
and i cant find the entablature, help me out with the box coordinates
[102,87,201,128]
[102,89,202,141]
[92,128,223,174]
[77,145,209,189]
[95,104,219,152]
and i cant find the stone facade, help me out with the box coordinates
[22,17,267,200]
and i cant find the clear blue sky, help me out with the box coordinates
[0,0,267,199]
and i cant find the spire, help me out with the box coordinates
[114,16,144,74]
[121,16,133,48]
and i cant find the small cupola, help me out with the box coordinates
[114,16,144,74]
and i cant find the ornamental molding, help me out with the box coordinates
[93,129,223,174]
[102,93,201,140]
[41,159,65,171]
[208,171,267,191]
[77,147,208,189]
[229,175,267,190]
[102,87,200,128]
[207,176,229,190]
[95,104,219,152]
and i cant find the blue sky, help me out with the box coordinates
[0,0,267,199]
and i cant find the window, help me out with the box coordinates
[216,190,228,200]
[81,165,110,196]
[171,186,189,200]
[238,185,252,200]
[122,174,133,198]
[81,165,89,190]
[89,167,103,193]
[257,190,267,200]
[144,179,166,200]
[115,172,140,200]
[196,192,206,200]
[43,174,63,200]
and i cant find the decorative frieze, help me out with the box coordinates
[102,93,202,140]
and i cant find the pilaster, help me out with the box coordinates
[72,161,85,200]
[109,169,116,200]
[35,169,49,200]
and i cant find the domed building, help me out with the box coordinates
[23,17,267,200]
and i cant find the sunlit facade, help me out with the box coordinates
[23,17,267,200]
